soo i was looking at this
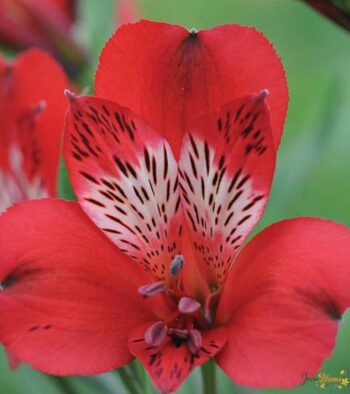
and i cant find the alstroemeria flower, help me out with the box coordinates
[0,48,69,212]
[0,21,349,394]
[0,0,85,75]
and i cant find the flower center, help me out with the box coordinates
[138,255,216,353]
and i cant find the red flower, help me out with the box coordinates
[0,21,349,394]
[0,0,85,74]
[0,49,69,212]
[115,0,141,26]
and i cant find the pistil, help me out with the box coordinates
[168,328,188,339]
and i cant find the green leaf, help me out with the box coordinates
[74,0,116,89]
[58,158,76,201]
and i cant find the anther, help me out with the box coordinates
[178,296,201,314]
[144,321,168,347]
[35,100,46,114]
[138,281,165,297]
[168,328,188,339]
[170,254,184,276]
[188,329,202,354]
[24,101,46,121]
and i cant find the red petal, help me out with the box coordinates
[179,93,276,286]
[0,199,167,375]
[95,20,288,157]
[216,218,350,388]
[0,49,69,211]
[63,95,183,280]
[129,322,227,393]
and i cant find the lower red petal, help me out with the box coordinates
[129,322,227,393]
[0,199,166,375]
[216,218,350,388]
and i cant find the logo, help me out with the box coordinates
[302,370,349,390]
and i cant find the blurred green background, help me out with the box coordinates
[1,0,350,393]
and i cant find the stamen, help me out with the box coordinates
[34,100,46,115]
[138,281,165,297]
[168,328,188,339]
[204,289,220,325]
[20,101,46,125]
[204,304,212,325]
[188,329,202,354]
[170,254,184,276]
[64,89,77,102]
[144,321,168,347]
[178,296,201,314]
[257,88,269,101]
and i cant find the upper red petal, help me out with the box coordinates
[199,24,288,148]
[216,218,350,388]
[0,199,167,375]
[179,93,276,287]
[95,20,288,157]
[63,94,183,280]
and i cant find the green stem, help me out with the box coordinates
[142,370,153,394]
[201,359,217,394]
[49,377,79,394]
[128,361,153,394]
[116,368,140,394]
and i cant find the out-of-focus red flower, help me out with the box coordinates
[0,0,86,75]
[0,48,69,212]
[116,0,141,25]
[302,0,350,32]
[0,21,349,394]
